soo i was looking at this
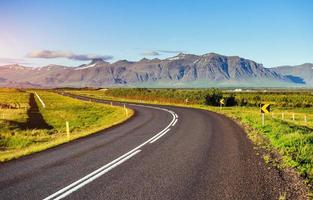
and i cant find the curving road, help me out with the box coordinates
[0,93,286,200]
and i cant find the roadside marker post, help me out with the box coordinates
[292,113,295,121]
[66,121,70,140]
[260,103,270,126]
[261,113,265,126]
[304,115,307,124]
[282,113,284,120]
[110,102,113,106]
[124,104,128,116]
[219,99,225,110]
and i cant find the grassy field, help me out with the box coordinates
[64,88,313,186]
[0,89,133,162]
[0,88,29,123]
[207,106,313,183]
[0,89,30,150]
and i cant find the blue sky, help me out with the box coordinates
[0,0,312,67]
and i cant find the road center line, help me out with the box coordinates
[149,128,171,143]
[46,150,141,200]
[44,102,178,200]
[43,149,140,200]
[172,118,178,126]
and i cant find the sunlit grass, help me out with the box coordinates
[0,90,133,162]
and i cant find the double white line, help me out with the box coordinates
[44,103,178,200]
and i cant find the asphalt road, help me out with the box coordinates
[0,93,287,200]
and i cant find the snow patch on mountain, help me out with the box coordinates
[74,63,97,70]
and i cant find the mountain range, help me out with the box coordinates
[272,63,313,86]
[0,53,311,88]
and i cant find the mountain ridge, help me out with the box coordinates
[273,63,313,86]
[0,53,310,88]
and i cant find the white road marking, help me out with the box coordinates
[172,118,178,127]
[35,92,46,108]
[149,128,171,143]
[175,113,178,118]
[43,149,141,200]
[44,102,179,200]
[46,150,141,200]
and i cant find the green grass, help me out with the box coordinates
[0,89,31,150]
[64,89,313,185]
[0,89,133,162]
[0,88,29,123]
[207,106,313,182]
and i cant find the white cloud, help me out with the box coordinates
[27,50,113,61]
[142,51,160,56]
[157,50,183,54]
[142,50,184,56]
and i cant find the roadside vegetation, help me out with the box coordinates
[0,89,133,162]
[0,88,30,150]
[64,88,313,187]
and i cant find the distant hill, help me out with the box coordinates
[273,63,313,87]
[0,53,307,88]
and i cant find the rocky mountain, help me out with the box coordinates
[0,53,307,88]
[273,63,313,87]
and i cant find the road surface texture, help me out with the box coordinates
[0,92,296,199]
